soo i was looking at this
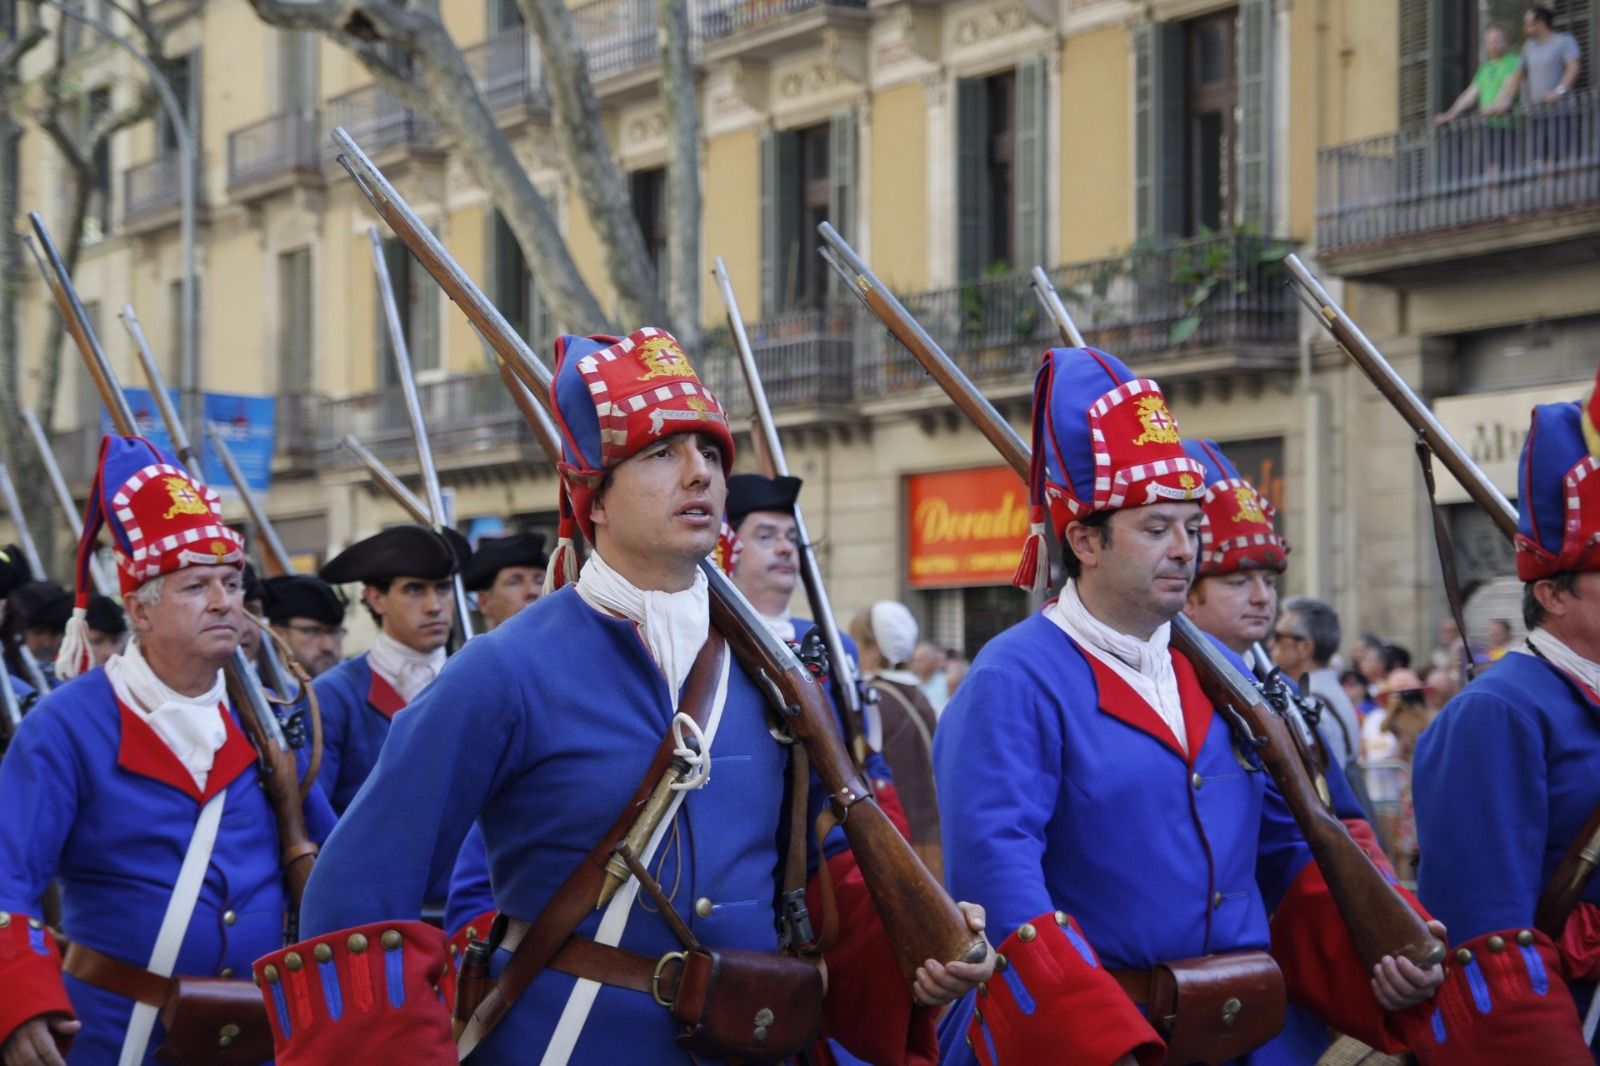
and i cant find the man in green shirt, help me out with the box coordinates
[1435,26,1520,128]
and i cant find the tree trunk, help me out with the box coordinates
[659,0,700,352]
[518,0,669,331]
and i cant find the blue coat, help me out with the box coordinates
[310,652,404,816]
[299,587,794,1064]
[1414,649,1600,1055]
[0,668,335,1063]
[933,612,1361,1066]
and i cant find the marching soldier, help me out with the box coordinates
[0,435,334,1065]
[1411,400,1600,1063]
[725,473,807,640]
[933,347,1443,1065]
[8,580,71,689]
[262,574,348,677]
[252,328,991,1065]
[82,595,128,669]
[311,525,460,815]
[461,531,548,630]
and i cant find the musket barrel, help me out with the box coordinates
[209,428,296,577]
[23,410,84,540]
[0,459,46,582]
[341,436,431,525]
[1285,254,1518,539]
[121,305,200,469]
[1030,267,1087,348]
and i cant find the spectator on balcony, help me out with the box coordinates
[1434,25,1520,131]
[1488,6,1582,162]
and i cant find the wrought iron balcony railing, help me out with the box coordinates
[463,29,548,114]
[123,154,184,222]
[227,111,321,189]
[572,0,659,80]
[697,0,867,44]
[323,83,435,159]
[1317,90,1600,253]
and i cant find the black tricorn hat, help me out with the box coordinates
[0,545,31,599]
[241,563,265,606]
[8,581,72,632]
[318,525,462,585]
[726,474,803,532]
[261,574,347,627]
[461,532,549,592]
[85,595,127,637]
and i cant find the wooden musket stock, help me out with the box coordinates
[26,213,317,931]
[330,128,984,985]
[1285,255,1597,941]
[820,222,1444,972]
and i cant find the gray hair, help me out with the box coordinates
[133,574,166,608]
[1281,596,1341,665]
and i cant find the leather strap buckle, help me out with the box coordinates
[652,951,686,1008]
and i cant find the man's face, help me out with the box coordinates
[590,433,727,581]
[1358,645,1388,684]
[1485,26,1507,58]
[1072,504,1203,634]
[478,565,544,630]
[1184,569,1279,654]
[87,627,124,667]
[366,576,455,653]
[23,626,60,662]
[128,564,245,669]
[732,511,800,602]
[273,616,346,676]
[1269,609,1314,678]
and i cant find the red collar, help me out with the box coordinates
[1076,641,1214,765]
[116,699,257,803]
[367,667,407,719]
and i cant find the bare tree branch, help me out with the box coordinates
[659,0,699,351]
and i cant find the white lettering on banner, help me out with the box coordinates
[1432,381,1589,504]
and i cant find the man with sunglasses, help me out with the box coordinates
[1270,597,1361,772]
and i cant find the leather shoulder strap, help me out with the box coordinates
[457,630,727,1055]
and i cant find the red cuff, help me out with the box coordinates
[0,912,73,1051]
[254,920,456,1065]
[968,912,1162,1066]
[808,850,938,1066]
[1398,928,1591,1066]
[1270,855,1434,1053]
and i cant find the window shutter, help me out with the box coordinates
[1134,23,1184,238]
[1431,0,1469,123]
[1013,57,1048,270]
[761,129,803,313]
[760,129,777,316]
[955,77,990,282]
[1397,0,1429,130]
[1236,0,1272,231]
[828,108,857,299]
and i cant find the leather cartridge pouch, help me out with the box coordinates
[1115,951,1285,1066]
[668,946,823,1063]
[154,977,275,1065]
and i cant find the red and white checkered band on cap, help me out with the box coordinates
[109,463,244,593]
[1196,477,1289,576]
[1065,378,1205,518]
[574,327,735,472]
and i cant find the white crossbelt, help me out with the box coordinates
[117,789,227,1066]
[537,652,732,1066]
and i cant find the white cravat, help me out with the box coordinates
[1525,627,1600,693]
[1047,580,1188,753]
[761,608,796,643]
[105,641,229,790]
[366,631,446,704]
[576,551,709,710]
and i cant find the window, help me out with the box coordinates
[629,167,669,296]
[1185,11,1237,234]
[760,111,856,315]
[278,249,313,394]
[77,88,112,242]
[376,236,440,383]
[158,52,199,155]
[488,211,550,347]
[956,61,1047,281]
[278,30,318,115]
[488,0,524,32]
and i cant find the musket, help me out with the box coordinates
[1284,255,1590,940]
[820,221,1445,972]
[209,429,295,578]
[1033,268,1339,809]
[26,213,317,934]
[122,304,303,709]
[711,257,870,766]
[22,408,115,595]
[331,129,987,999]
[341,435,431,524]
[0,455,61,693]
[367,227,475,646]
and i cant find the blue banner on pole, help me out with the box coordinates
[102,389,277,493]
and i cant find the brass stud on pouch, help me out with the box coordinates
[382,929,403,950]
[314,943,333,963]
[1015,923,1037,943]
[284,952,303,972]
[347,933,369,954]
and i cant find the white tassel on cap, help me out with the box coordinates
[55,606,93,682]
[543,535,580,595]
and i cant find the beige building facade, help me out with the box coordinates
[7,0,1597,658]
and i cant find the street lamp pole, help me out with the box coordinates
[38,0,197,442]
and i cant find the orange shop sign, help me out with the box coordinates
[906,467,1030,588]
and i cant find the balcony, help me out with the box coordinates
[858,233,1301,400]
[315,372,537,468]
[122,154,187,228]
[1317,91,1600,282]
[696,309,859,424]
[698,0,868,56]
[274,393,321,464]
[464,29,548,120]
[573,0,659,85]
[227,111,322,197]
[324,84,437,163]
